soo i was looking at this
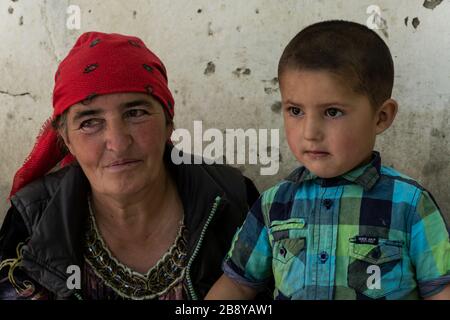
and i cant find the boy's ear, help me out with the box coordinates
[375,98,398,135]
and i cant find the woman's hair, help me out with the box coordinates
[51,110,69,153]
[278,20,394,108]
[51,111,67,131]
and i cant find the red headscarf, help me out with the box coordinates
[9,32,175,197]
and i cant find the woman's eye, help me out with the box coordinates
[288,106,304,117]
[79,119,103,132]
[125,109,148,118]
[325,108,344,118]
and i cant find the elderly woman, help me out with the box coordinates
[0,32,259,300]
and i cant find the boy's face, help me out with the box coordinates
[280,69,379,178]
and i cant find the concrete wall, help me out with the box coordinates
[0,0,449,224]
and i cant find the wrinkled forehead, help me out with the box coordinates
[68,92,163,114]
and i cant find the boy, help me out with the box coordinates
[206,20,450,300]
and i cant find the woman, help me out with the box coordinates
[0,32,259,300]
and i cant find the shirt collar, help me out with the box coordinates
[286,151,381,191]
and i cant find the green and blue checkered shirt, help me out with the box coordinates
[223,152,450,299]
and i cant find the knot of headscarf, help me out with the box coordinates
[10,32,175,197]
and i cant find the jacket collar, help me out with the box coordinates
[286,151,382,192]
[164,145,229,239]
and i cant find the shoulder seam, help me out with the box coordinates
[380,173,425,191]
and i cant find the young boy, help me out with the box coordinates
[206,20,450,300]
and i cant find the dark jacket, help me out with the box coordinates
[0,150,260,300]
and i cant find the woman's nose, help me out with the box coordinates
[104,121,132,152]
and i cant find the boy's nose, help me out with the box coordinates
[303,116,324,141]
[105,121,132,153]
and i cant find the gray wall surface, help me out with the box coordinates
[0,0,449,224]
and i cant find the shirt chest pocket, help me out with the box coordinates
[271,220,308,298]
[347,238,404,299]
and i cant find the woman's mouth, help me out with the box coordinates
[105,159,142,172]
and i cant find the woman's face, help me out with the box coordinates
[61,92,173,198]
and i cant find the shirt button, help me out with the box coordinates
[319,251,329,263]
[371,248,381,259]
[280,247,287,258]
[323,199,333,209]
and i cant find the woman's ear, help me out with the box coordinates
[375,98,398,135]
[58,128,74,155]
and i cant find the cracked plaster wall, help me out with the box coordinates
[0,0,449,224]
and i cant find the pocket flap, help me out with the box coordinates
[349,238,403,265]
[271,218,307,241]
[274,237,306,263]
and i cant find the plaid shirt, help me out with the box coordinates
[223,152,450,299]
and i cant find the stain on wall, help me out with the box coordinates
[204,61,216,75]
[232,67,251,77]
[423,0,443,10]
[271,101,282,113]
[263,78,279,95]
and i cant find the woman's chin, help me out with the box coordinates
[99,181,145,198]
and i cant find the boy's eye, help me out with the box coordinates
[325,108,344,118]
[288,106,304,117]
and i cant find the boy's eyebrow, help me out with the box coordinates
[316,102,350,108]
[283,99,304,107]
[72,99,155,122]
[283,99,350,108]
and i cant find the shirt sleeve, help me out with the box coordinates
[222,195,272,290]
[408,190,450,297]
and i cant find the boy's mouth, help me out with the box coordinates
[304,150,330,158]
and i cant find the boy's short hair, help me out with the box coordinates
[278,20,394,108]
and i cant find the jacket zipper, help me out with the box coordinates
[73,290,83,300]
[185,196,222,300]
